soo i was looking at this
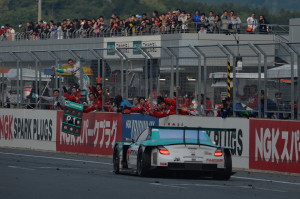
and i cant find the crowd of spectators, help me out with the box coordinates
[0,9,271,41]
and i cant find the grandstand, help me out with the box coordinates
[0,15,299,120]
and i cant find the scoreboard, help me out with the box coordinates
[62,100,84,136]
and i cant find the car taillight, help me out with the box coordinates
[158,146,170,155]
[214,149,223,157]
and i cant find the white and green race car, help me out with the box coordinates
[113,126,235,180]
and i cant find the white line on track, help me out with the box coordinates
[232,176,300,186]
[0,152,113,165]
[150,183,186,189]
[238,186,287,193]
[172,183,225,188]
[8,166,35,171]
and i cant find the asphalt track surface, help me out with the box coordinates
[0,148,300,199]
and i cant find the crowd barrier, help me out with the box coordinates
[0,109,299,174]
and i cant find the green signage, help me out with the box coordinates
[62,100,84,136]
[107,42,116,55]
[133,41,142,55]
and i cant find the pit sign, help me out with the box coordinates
[62,100,84,136]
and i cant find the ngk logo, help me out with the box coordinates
[255,128,300,163]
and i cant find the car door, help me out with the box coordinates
[127,129,150,169]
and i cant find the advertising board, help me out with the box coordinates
[0,109,57,151]
[56,111,122,156]
[249,119,300,173]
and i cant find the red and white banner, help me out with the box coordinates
[249,119,300,173]
[56,111,122,156]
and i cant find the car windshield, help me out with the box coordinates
[151,128,212,143]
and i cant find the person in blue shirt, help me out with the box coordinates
[220,97,249,118]
[193,10,201,31]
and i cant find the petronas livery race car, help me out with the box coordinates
[113,126,235,180]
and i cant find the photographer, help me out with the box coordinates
[39,89,64,110]
[220,97,232,118]
[220,97,248,118]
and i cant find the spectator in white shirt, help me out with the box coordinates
[231,14,242,33]
[247,13,258,33]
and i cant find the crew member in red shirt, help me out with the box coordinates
[129,97,149,113]
[63,86,81,104]
[88,83,103,100]
[84,93,103,113]
[147,97,176,118]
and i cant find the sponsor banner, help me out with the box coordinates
[62,100,84,136]
[104,36,161,58]
[160,115,249,169]
[122,114,158,141]
[249,119,300,173]
[0,109,57,151]
[57,111,122,156]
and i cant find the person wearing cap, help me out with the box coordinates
[18,23,25,32]
[172,11,179,23]
[73,19,81,31]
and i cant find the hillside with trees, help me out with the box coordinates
[184,0,300,13]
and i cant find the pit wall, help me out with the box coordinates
[0,109,299,174]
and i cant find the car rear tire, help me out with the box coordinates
[113,146,120,174]
[136,147,151,177]
[213,150,232,180]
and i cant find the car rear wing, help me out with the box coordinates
[149,126,237,148]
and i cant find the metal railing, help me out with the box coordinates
[0,41,299,120]
[0,23,289,42]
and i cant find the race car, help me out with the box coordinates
[113,126,235,180]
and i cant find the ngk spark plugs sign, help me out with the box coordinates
[0,109,56,150]
[249,119,300,173]
[57,111,122,155]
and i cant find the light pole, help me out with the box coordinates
[38,0,42,22]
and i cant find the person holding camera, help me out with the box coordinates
[39,89,64,110]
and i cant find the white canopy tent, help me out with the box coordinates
[4,68,51,81]
[267,64,298,79]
